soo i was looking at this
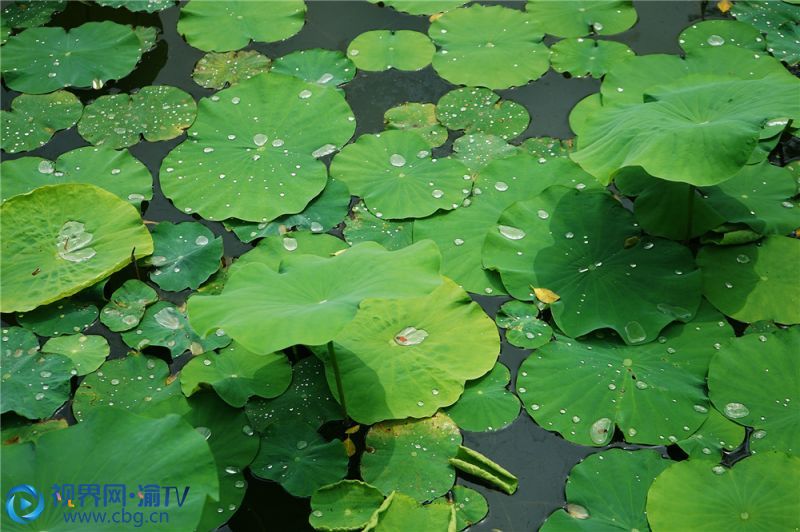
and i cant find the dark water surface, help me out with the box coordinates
[1,1,729,530]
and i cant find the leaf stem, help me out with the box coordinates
[327,340,349,419]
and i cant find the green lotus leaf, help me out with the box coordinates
[363,492,455,531]
[517,302,735,447]
[272,49,356,89]
[251,419,349,497]
[331,130,470,220]
[1,21,145,94]
[99,279,158,332]
[697,236,800,324]
[444,362,520,432]
[360,412,462,502]
[191,50,271,89]
[448,445,518,495]
[0,146,153,209]
[245,356,344,433]
[161,72,355,222]
[573,75,800,186]
[708,327,799,455]
[429,5,549,89]
[677,408,746,461]
[0,183,153,313]
[343,201,413,250]
[451,133,519,172]
[384,103,447,148]
[181,342,291,408]
[321,278,499,425]
[436,87,529,140]
[495,300,553,349]
[431,486,488,531]
[41,334,109,376]
[368,0,466,15]
[16,298,98,337]
[1,91,82,154]
[526,0,637,38]
[95,0,174,13]
[77,85,197,149]
[520,136,574,160]
[144,222,223,291]
[483,187,701,343]
[177,0,306,52]
[1,326,72,420]
[550,38,635,78]
[731,1,800,33]
[1,417,67,446]
[679,20,766,54]
[133,25,159,54]
[743,320,782,336]
[700,224,764,246]
[647,452,800,531]
[122,301,230,357]
[347,30,434,72]
[233,232,349,273]
[540,449,670,532]
[309,480,385,531]
[0,408,219,531]
[766,21,800,65]
[1,1,65,29]
[224,178,350,243]
[568,93,602,137]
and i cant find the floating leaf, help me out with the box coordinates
[343,201,413,250]
[16,298,98,337]
[1,91,82,153]
[272,48,356,89]
[444,362,520,432]
[568,93,603,137]
[436,87,529,140]
[309,480,385,531]
[526,0,637,38]
[145,222,223,291]
[95,0,174,13]
[431,486,488,531]
[1,417,67,446]
[363,492,455,531]
[99,279,158,332]
[679,20,766,54]
[449,445,518,495]
[233,232,348,273]
[384,103,447,148]
[451,133,518,172]
[1,1,65,29]
[191,50,271,89]
[731,0,800,64]
[520,136,574,160]
[766,21,800,65]
[677,408,746,461]
[495,300,553,349]
[549,38,635,78]
[347,30,434,72]
[368,0,466,15]
[41,334,109,376]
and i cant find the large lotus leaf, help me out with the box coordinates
[41,334,109,376]
[1,327,72,420]
[1,417,68,446]
[429,5,549,89]
[309,480,385,532]
[679,20,766,54]
[0,408,219,531]
[331,130,470,220]
[526,0,637,38]
[192,50,271,89]
[0,146,153,209]
[0,184,153,313]
[483,187,702,343]
[360,412,462,502]
[181,342,291,408]
[451,133,519,172]
[145,222,223,291]
[495,300,553,349]
[121,301,231,357]
[430,485,488,531]
[99,279,158,332]
[161,72,355,222]
[364,492,455,531]
[1,22,144,94]
[436,87,529,140]
[251,419,349,497]
[384,103,447,148]
[415,155,599,295]
[697,236,800,324]
[347,30,434,72]
[343,201,413,251]
[550,38,635,78]
[369,0,466,15]
[647,452,800,531]
[540,449,670,532]
[177,0,306,52]
[322,279,499,425]
[95,0,174,11]
[568,93,603,137]
[77,85,197,149]
[1,91,82,153]
[708,327,799,455]
[272,49,355,89]
[573,75,800,186]
[232,232,348,273]
[1,1,64,29]
[16,298,98,337]
[444,362,520,432]
[517,302,735,447]
[677,408,746,461]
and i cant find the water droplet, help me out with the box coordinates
[312,144,336,158]
[196,426,212,440]
[498,225,526,240]
[225,466,240,474]
[195,235,209,246]
[56,221,96,263]
[565,232,574,239]
[154,307,181,330]
[110,379,120,386]
[253,133,268,146]
[781,201,794,208]
[453,238,464,246]
[431,189,444,198]
[317,73,334,84]
[272,138,284,147]
[537,209,549,220]
[431,388,439,395]
[203,359,212,366]
[593,22,604,31]
[231,96,241,105]
[566,503,589,519]
[203,147,214,153]
[298,89,312,99]
[635,381,648,390]
[35,392,45,400]
[494,181,509,191]
[736,254,750,264]
[712,465,726,475]
[40,370,52,378]
[707,34,725,46]
[589,417,613,445]
[724,402,750,419]
[531,404,541,411]
[624,321,647,343]
[234,480,246,488]
[693,404,708,413]
[282,237,298,251]
[389,153,406,167]
[38,160,55,174]
[92,78,104,90]
[128,193,145,201]
[312,510,323,518]
[242,425,255,436]
[752,429,766,439]
[724,282,734,289]
[394,326,428,346]
[310,222,324,233]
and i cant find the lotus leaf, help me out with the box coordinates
[526,0,637,38]
[0,184,153,313]
[1,327,71,420]
[520,137,574,160]
[369,0,466,15]
[1,417,67,446]
[451,133,518,172]
[697,236,800,324]
[444,362,521,432]
[363,492,455,531]
[549,38,635,78]
[517,302,735,447]
[100,279,158,332]
[429,5,549,89]
[679,20,766,54]
[232,232,348,273]
[732,0,800,64]
[495,300,553,349]
[161,72,355,222]
[181,342,291,408]
[708,327,799,455]
[436,87,529,140]
[384,103,447,148]
[16,298,98,337]
[677,408,746,461]
[192,50,271,89]
[540,449,670,532]
[1,91,82,153]
[178,0,306,52]
[309,480,385,531]
[431,486,488,531]
[272,49,355,89]
[766,22,800,65]
[347,30,434,72]
[1,22,145,93]
[448,445,518,494]
[145,222,223,291]
[483,187,701,343]
[568,93,602,136]
[343,201,413,250]
[647,452,800,531]
[331,130,470,219]
[41,334,109,376]
[1,1,64,29]
[96,0,174,13]
[360,412,462,501]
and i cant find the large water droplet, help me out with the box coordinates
[389,153,406,167]
[431,189,444,199]
[736,254,750,264]
[537,209,549,220]
[566,503,589,520]
[707,34,725,46]
[282,237,298,251]
[312,144,336,158]
[394,326,428,346]
[624,321,647,343]
[154,307,181,330]
[56,221,96,263]
[296,440,308,450]
[195,235,209,246]
[589,417,613,445]
[38,161,55,174]
[298,89,312,99]
[498,225,526,240]
[196,426,212,440]
[724,402,750,419]
[494,181,509,192]
[253,133,268,146]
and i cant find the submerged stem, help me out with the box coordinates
[327,340,348,419]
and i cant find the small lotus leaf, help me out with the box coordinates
[384,103,447,148]
[444,362,521,432]
[309,480,385,531]
[272,49,356,89]
[677,408,746,461]
[145,222,223,291]
[347,30,434,72]
[343,201,413,250]
[679,20,766,54]
[1,91,82,153]
[191,50,271,89]
[436,87,529,140]
[550,38,635,78]
[363,492,455,531]
[99,279,158,332]
[41,334,109,376]
[17,298,98,337]
[495,300,553,349]
[526,0,637,38]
